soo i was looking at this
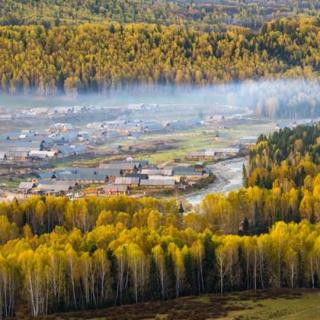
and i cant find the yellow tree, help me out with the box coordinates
[126,243,145,303]
[152,244,165,299]
[168,242,185,297]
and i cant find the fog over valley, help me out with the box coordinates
[1,79,320,120]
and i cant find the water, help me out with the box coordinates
[185,157,246,205]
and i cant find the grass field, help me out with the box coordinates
[131,121,276,164]
[33,289,320,320]
[56,120,277,168]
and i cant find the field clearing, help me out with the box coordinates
[52,120,277,168]
[31,289,320,320]
[135,121,276,164]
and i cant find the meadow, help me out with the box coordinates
[31,289,320,320]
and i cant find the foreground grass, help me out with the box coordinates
[28,289,320,320]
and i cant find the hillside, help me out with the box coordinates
[1,17,320,96]
[1,0,320,29]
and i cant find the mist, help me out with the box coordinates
[1,79,320,119]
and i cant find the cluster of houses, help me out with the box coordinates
[0,105,123,121]
[0,103,204,164]
[18,159,213,197]
[0,104,128,163]
[88,118,202,142]
[0,128,88,162]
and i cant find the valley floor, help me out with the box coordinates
[22,289,320,320]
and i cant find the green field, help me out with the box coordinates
[57,120,277,168]
[35,289,320,320]
[121,121,277,165]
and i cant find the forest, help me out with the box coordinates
[1,0,319,29]
[0,124,320,317]
[0,17,320,99]
[0,197,320,317]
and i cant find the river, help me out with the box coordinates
[185,157,246,205]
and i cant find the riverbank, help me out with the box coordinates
[184,157,246,205]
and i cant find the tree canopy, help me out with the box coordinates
[1,0,319,29]
[0,17,320,95]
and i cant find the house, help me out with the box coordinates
[37,180,78,188]
[77,131,90,142]
[6,150,29,161]
[100,160,149,173]
[172,166,203,177]
[186,151,207,161]
[1,130,36,141]
[208,147,240,159]
[130,160,149,169]
[161,169,173,176]
[141,168,163,176]
[99,162,138,173]
[102,184,129,195]
[48,130,78,143]
[58,168,121,184]
[37,171,56,180]
[55,145,87,157]
[168,165,209,183]
[0,114,12,121]
[114,177,140,187]
[49,123,73,132]
[28,150,57,160]
[186,147,240,161]
[140,178,176,189]
[39,168,122,184]
[146,174,169,180]
[125,173,148,180]
[36,180,77,195]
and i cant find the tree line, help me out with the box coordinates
[3,122,320,242]
[1,17,320,99]
[0,182,319,242]
[0,208,319,317]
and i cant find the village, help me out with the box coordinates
[0,102,205,164]
[0,99,284,202]
[16,158,215,198]
[4,138,257,200]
